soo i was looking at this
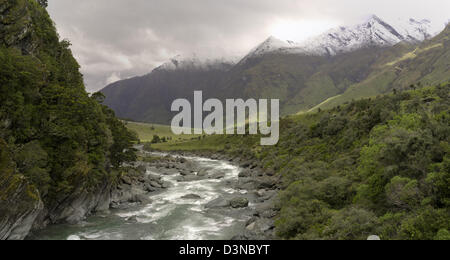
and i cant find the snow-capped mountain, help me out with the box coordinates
[246,15,440,57]
[246,36,298,57]
[155,53,239,71]
[299,15,435,56]
[153,15,443,69]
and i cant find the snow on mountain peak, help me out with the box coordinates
[245,15,440,58]
[155,53,238,71]
[297,15,438,56]
[241,35,300,60]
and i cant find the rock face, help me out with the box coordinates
[0,0,40,54]
[31,165,158,233]
[33,181,113,228]
[0,139,44,240]
[1,160,158,240]
[0,0,145,240]
[0,176,44,240]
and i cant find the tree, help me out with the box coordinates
[323,207,380,240]
[151,135,161,144]
[91,92,105,103]
[37,0,48,8]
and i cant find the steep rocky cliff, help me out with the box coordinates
[0,139,43,240]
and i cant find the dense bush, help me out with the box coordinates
[222,84,449,240]
[0,0,137,204]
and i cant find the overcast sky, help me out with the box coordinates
[47,0,449,92]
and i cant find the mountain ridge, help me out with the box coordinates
[101,16,449,124]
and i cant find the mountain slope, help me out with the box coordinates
[102,56,235,124]
[314,24,450,111]
[245,15,437,58]
[154,83,450,240]
[0,0,136,239]
[101,16,448,124]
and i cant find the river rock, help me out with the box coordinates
[367,235,381,240]
[205,198,230,209]
[67,235,81,240]
[121,175,133,185]
[197,169,208,177]
[144,184,157,192]
[125,216,138,223]
[131,194,152,204]
[229,198,249,208]
[179,158,187,164]
[181,194,202,200]
[240,161,252,168]
[149,181,162,189]
[238,169,252,178]
[246,222,256,231]
[180,170,194,176]
[256,177,277,189]
[209,172,225,179]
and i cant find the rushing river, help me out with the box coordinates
[30,153,251,240]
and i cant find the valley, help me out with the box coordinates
[30,146,277,240]
[1,0,448,241]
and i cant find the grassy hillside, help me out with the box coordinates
[125,121,201,143]
[153,84,450,240]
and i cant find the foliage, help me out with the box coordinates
[0,0,136,204]
[171,84,449,240]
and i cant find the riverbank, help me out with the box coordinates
[143,148,280,240]
[28,147,278,240]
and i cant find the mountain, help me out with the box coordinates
[101,16,448,124]
[156,54,238,71]
[297,15,434,56]
[242,36,298,59]
[0,0,136,239]
[245,15,436,58]
[102,54,235,124]
[312,23,450,111]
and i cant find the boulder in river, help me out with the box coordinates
[149,181,162,189]
[209,172,225,179]
[181,194,202,200]
[205,198,230,209]
[238,169,252,178]
[197,169,208,177]
[180,170,194,176]
[130,194,152,204]
[230,197,249,208]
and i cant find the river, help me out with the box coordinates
[29,153,254,240]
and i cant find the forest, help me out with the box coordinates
[0,0,137,209]
[199,84,450,240]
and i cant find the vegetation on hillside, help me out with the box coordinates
[124,121,201,144]
[102,24,448,125]
[152,84,449,240]
[0,0,137,206]
[314,24,450,112]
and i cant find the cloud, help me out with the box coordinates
[47,0,449,92]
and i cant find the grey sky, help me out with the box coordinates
[47,0,449,92]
